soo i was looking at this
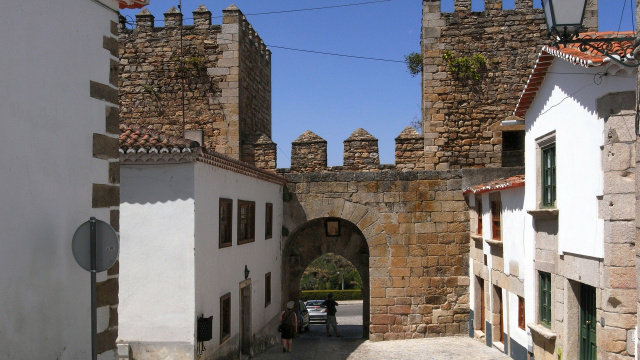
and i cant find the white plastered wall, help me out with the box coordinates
[522,58,636,352]
[0,1,118,359]
[194,162,283,354]
[523,60,635,259]
[119,164,196,349]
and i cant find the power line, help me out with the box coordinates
[267,45,405,63]
[122,0,392,24]
[219,0,392,17]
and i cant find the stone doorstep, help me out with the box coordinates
[493,341,505,354]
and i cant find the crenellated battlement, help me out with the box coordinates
[430,0,596,21]
[278,127,428,173]
[119,5,271,162]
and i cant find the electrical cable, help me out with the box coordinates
[121,0,392,25]
[266,45,405,63]
[616,0,629,33]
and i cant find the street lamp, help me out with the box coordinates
[337,272,344,290]
[541,0,639,67]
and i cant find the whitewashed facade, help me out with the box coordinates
[520,46,637,360]
[119,127,285,360]
[466,176,528,360]
[0,1,121,358]
[468,38,638,360]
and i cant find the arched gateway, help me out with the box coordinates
[284,214,372,336]
[278,168,512,341]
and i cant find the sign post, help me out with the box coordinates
[72,217,119,360]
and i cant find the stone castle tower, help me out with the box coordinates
[119,5,275,168]
[420,0,597,170]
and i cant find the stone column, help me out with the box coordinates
[598,91,637,359]
[583,0,598,32]
[421,0,443,170]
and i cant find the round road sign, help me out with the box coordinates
[72,219,119,272]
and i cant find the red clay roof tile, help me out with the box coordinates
[119,124,200,153]
[514,31,635,117]
[463,174,525,194]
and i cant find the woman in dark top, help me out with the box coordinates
[280,301,298,352]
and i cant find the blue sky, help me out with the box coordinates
[121,0,637,168]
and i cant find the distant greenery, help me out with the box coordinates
[301,290,362,301]
[299,253,363,291]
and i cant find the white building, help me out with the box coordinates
[0,1,124,358]
[118,125,286,360]
[467,33,638,360]
[465,175,528,360]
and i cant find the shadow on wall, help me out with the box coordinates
[120,163,195,205]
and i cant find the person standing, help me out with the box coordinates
[280,301,297,352]
[322,293,341,337]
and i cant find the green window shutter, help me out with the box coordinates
[539,272,551,327]
[542,145,556,207]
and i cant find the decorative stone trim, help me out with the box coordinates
[106,106,119,134]
[528,323,557,340]
[92,184,120,208]
[471,234,483,242]
[108,162,120,184]
[485,239,503,248]
[198,151,287,186]
[90,80,118,105]
[527,209,559,219]
[94,134,120,160]
[120,150,198,165]
[103,35,118,57]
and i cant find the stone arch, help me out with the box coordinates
[282,198,389,338]
[283,216,372,337]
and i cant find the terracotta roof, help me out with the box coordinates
[514,31,635,118]
[119,125,288,186]
[119,124,200,154]
[463,175,525,195]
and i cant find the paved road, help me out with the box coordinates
[255,301,510,360]
[253,334,511,360]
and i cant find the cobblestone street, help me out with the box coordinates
[253,326,510,360]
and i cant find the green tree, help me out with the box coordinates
[404,52,423,77]
[299,253,362,291]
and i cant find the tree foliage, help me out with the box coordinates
[441,50,486,82]
[404,52,423,77]
[299,253,363,291]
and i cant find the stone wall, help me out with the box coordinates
[597,91,637,359]
[420,0,597,170]
[279,167,523,340]
[281,169,471,340]
[119,5,272,161]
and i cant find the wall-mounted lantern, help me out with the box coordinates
[244,265,250,280]
[541,0,638,67]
